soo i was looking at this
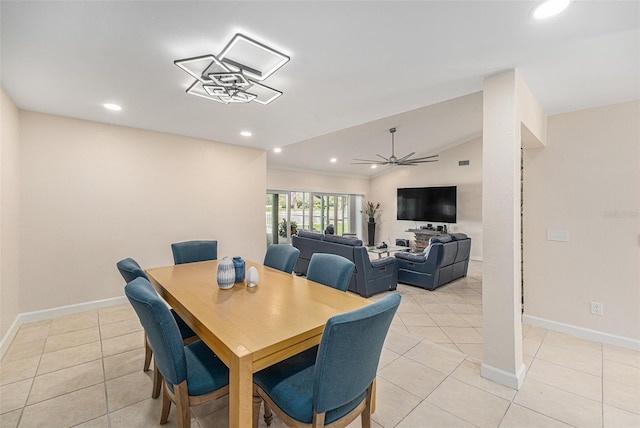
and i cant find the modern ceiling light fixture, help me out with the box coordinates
[175,33,290,105]
[533,0,571,19]
[351,128,439,167]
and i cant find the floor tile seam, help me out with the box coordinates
[44,325,100,341]
[421,391,487,428]
[0,354,43,388]
[25,376,105,407]
[601,349,605,428]
[99,328,144,342]
[449,368,518,403]
[523,372,604,404]
[48,322,101,337]
[602,357,640,374]
[444,358,514,406]
[530,355,604,381]
[541,336,603,354]
[601,400,640,417]
[97,312,115,428]
[401,348,463,377]
[106,392,151,414]
[36,340,104,368]
[602,375,640,390]
[602,355,640,370]
[391,397,444,428]
[503,402,582,428]
[9,357,39,421]
[533,354,603,378]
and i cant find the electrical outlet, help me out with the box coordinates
[591,302,604,316]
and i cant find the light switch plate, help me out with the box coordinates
[547,228,569,242]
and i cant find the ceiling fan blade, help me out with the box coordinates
[350,160,388,165]
[352,158,381,162]
[396,152,416,162]
[404,159,439,164]
[376,154,389,161]
[397,162,418,166]
[405,154,439,161]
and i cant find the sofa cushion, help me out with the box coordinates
[394,252,426,263]
[450,233,468,241]
[297,230,324,240]
[323,234,363,246]
[430,235,452,244]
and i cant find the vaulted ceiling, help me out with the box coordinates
[2,1,638,177]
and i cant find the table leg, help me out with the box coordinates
[229,347,253,428]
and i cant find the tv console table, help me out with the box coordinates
[405,229,446,252]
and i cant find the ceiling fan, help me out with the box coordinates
[351,128,439,166]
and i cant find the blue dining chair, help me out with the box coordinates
[306,253,355,292]
[116,257,197,398]
[263,244,300,273]
[252,293,401,428]
[125,277,229,428]
[171,240,218,265]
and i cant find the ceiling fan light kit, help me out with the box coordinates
[351,127,439,166]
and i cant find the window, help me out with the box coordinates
[266,191,359,244]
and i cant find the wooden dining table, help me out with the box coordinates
[145,259,371,427]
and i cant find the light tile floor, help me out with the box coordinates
[1,261,639,427]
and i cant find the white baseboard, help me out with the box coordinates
[470,256,483,262]
[523,314,640,351]
[481,362,526,390]
[0,296,128,361]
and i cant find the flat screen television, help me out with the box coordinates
[397,186,457,223]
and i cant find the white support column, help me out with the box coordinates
[481,70,526,389]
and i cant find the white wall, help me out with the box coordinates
[368,137,483,259]
[19,112,267,313]
[523,101,640,341]
[267,168,369,195]
[0,88,21,337]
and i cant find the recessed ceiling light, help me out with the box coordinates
[371,165,378,169]
[103,103,122,111]
[330,158,337,163]
[273,148,282,153]
[240,131,252,137]
[533,0,570,19]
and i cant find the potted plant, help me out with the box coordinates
[278,219,298,238]
[362,202,380,246]
[364,201,381,223]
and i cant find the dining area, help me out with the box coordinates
[116,240,400,428]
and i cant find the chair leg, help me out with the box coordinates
[152,359,162,399]
[360,384,373,428]
[263,402,273,426]
[144,335,153,372]
[252,390,261,428]
[160,382,171,425]
[174,380,191,428]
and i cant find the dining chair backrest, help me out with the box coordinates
[171,240,218,265]
[314,293,401,414]
[116,257,149,283]
[124,277,187,387]
[263,244,300,273]
[306,253,355,292]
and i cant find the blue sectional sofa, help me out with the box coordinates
[292,230,397,297]
[394,233,471,290]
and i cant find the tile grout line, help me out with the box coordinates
[97,309,112,428]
